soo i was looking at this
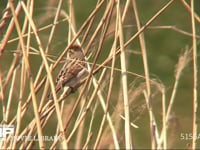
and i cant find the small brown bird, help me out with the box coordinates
[48,45,88,100]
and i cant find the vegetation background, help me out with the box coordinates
[0,0,200,149]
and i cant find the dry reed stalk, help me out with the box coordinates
[0,2,22,55]
[117,1,132,149]
[132,0,152,148]
[191,0,198,149]
[180,0,200,23]
[93,17,118,148]
[9,1,45,149]
[22,1,68,148]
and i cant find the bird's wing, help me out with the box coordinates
[55,58,86,92]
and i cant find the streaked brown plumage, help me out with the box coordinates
[48,45,88,99]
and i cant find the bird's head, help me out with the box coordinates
[68,45,84,59]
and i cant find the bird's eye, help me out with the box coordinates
[69,50,73,54]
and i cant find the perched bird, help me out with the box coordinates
[48,44,88,100]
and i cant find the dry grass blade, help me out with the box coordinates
[117,0,132,148]
[190,0,198,149]
[9,1,45,149]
